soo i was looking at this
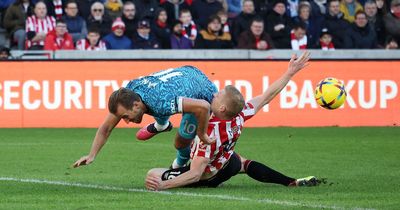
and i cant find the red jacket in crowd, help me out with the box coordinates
[44,30,74,51]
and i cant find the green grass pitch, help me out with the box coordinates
[0,127,399,209]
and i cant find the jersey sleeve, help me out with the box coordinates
[240,102,256,122]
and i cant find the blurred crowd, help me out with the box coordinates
[0,0,399,54]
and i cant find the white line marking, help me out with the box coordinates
[0,177,374,210]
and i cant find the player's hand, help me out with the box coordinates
[145,175,162,191]
[287,51,310,76]
[73,155,95,168]
[199,134,216,145]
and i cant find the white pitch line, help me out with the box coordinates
[0,177,373,210]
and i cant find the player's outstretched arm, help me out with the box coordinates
[181,98,215,144]
[146,156,209,191]
[73,113,121,168]
[248,51,310,113]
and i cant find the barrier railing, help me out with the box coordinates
[6,49,400,60]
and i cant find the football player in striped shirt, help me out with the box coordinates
[146,51,320,190]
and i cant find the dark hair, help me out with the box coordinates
[224,85,245,119]
[355,10,367,18]
[251,17,264,25]
[207,14,221,25]
[15,0,32,5]
[328,0,340,6]
[155,7,167,21]
[65,0,77,7]
[108,88,141,114]
[293,21,307,30]
[0,46,11,56]
[123,1,135,7]
[87,26,101,34]
[56,19,66,25]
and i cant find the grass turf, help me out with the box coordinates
[0,127,399,209]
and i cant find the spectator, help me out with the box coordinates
[44,19,74,50]
[4,0,33,50]
[76,27,107,50]
[179,9,197,42]
[237,17,274,50]
[121,1,138,38]
[344,11,378,48]
[0,0,16,26]
[227,0,241,18]
[217,10,230,34]
[312,0,328,16]
[0,46,11,60]
[217,0,228,12]
[103,17,133,49]
[253,0,269,20]
[160,0,191,26]
[132,0,159,20]
[62,0,87,43]
[104,0,123,20]
[383,0,400,43]
[384,36,398,49]
[376,0,387,15]
[323,0,350,48]
[170,20,192,49]
[265,0,292,49]
[191,0,223,28]
[340,0,363,23]
[316,27,335,50]
[293,1,322,47]
[25,1,56,50]
[132,19,160,49]
[86,2,113,38]
[290,22,308,50]
[195,14,233,49]
[44,0,65,19]
[232,0,256,43]
[364,0,385,46]
[152,8,171,48]
[75,0,97,20]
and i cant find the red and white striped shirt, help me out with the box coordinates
[76,39,107,51]
[190,102,256,173]
[25,15,56,48]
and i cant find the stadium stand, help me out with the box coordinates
[0,0,399,54]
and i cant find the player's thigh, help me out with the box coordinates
[178,113,198,140]
[206,153,242,187]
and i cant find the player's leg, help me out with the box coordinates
[239,155,319,187]
[201,153,242,187]
[240,155,296,186]
[171,114,197,168]
[136,116,173,140]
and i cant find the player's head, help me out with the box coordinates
[108,88,145,124]
[211,85,245,120]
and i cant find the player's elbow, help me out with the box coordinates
[197,100,210,114]
[191,170,203,182]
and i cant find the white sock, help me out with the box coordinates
[154,122,169,131]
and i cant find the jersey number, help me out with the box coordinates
[151,68,183,82]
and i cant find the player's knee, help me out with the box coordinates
[147,168,164,177]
